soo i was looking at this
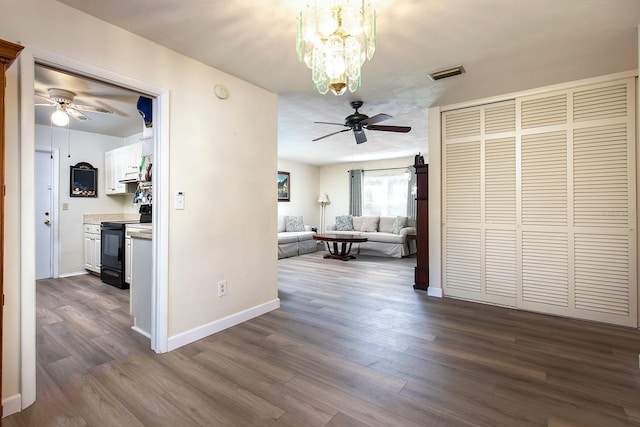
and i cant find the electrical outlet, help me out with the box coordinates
[217,280,227,297]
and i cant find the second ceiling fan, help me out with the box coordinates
[313,101,411,144]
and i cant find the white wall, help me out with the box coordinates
[319,156,416,226]
[3,53,21,411]
[2,0,278,410]
[277,159,320,227]
[35,125,139,275]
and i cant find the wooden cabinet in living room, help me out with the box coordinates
[414,164,429,290]
[84,223,101,274]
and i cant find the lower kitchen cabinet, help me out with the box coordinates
[84,223,101,274]
[131,234,152,338]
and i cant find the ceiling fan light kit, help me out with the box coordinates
[296,0,376,96]
[51,105,70,126]
[37,87,114,127]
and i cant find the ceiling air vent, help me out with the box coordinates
[427,65,465,81]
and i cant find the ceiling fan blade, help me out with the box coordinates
[314,121,347,127]
[360,113,391,126]
[67,107,90,121]
[72,103,114,114]
[365,124,412,133]
[312,128,351,141]
[35,103,56,107]
[354,129,367,144]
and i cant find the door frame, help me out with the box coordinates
[17,46,170,409]
[35,147,59,279]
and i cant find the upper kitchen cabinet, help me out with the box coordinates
[105,142,142,195]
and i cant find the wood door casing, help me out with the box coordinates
[0,38,23,421]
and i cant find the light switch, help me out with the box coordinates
[175,192,185,210]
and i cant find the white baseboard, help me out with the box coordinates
[131,326,151,339]
[58,271,90,278]
[2,393,22,418]
[427,287,443,298]
[168,298,280,351]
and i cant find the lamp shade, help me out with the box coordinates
[317,193,330,204]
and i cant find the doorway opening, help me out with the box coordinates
[17,50,170,410]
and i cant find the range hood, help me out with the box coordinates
[119,168,140,183]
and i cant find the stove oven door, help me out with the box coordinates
[101,223,128,289]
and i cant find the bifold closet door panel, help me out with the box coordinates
[442,78,637,327]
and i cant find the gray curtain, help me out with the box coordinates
[349,169,363,216]
[407,166,417,219]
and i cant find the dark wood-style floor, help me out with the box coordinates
[4,252,640,426]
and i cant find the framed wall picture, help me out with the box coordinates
[277,171,290,202]
[70,162,98,197]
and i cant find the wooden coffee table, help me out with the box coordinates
[313,234,368,261]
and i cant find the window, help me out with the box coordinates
[362,170,409,216]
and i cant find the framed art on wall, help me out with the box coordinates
[278,171,290,202]
[70,162,98,197]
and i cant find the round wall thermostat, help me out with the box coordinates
[214,84,229,99]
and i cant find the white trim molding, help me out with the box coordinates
[168,299,281,351]
[1,393,22,418]
[17,45,171,413]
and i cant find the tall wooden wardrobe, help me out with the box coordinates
[414,164,429,290]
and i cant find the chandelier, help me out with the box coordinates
[296,0,376,96]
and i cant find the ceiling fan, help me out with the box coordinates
[36,88,113,125]
[313,101,411,144]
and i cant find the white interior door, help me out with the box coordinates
[35,148,56,279]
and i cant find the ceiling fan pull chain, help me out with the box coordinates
[67,121,71,158]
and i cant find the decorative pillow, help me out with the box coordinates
[335,215,354,231]
[378,216,396,233]
[391,216,408,234]
[284,216,305,232]
[352,216,363,231]
[360,216,380,232]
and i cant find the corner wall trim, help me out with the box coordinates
[427,287,443,298]
[2,393,22,418]
[167,299,281,351]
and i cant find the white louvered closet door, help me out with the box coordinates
[442,78,637,327]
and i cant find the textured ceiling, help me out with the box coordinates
[53,0,639,165]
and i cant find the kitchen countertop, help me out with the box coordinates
[129,230,152,240]
[83,213,140,224]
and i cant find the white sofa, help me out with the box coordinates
[326,215,417,258]
[277,216,318,259]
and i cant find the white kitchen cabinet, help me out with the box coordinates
[104,150,124,194]
[124,142,143,180]
[84,223,101,274]
[131,233,152,338]
[125,223,151,287]
[125,236,132,284]
[105,142,142,195]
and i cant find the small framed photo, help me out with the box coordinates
[277,171,290,202]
